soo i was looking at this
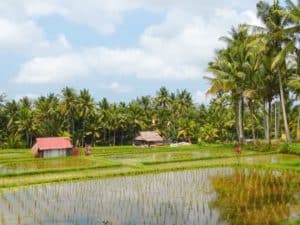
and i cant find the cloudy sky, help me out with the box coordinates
[0,0,268,103]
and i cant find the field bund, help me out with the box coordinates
[0,144,299,191]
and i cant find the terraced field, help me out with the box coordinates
[0,144,299,191]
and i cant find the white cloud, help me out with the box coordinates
[99,82,132,93]
[14,93,39,101]
[15,53,87,84]
[193,90,211,105]
[0,17,44,50]
[0,16,71,55]
[14,5,263,84]
[0,0,263,35]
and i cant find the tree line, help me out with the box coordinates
[0,0,299,148]
[0,87,206,148]
[206,0,300,144]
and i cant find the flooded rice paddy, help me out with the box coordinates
[0,167,299,225]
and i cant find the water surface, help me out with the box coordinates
[0,168,299,225]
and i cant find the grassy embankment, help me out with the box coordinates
[0,143,299,191]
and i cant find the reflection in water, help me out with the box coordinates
[0,168,299,225]
[211,169,300,225]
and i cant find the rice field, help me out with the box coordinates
[0,144,299,225]
[0,145,299,190]
[0,168,299,225]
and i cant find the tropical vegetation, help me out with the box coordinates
[0,0,299,149]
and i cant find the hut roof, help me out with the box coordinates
[32,137,73,151]
[134,131,164,142]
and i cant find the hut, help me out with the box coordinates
[32,137,73,158]
[133,131,165,147]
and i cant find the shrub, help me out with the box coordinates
[279,142,290,153]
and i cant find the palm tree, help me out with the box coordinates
[154,86,173,137]
[34,94,63,137]
[288,75,300,139]
[98,97,110,145]
[61,87,78,143]
[5,100,20,139]
[128,102,147,140]
[154,86,172,109]
[207,25,251,143]
[78,89,95,146]
[136,95,153,128]
[175,89,193,115]
[16,106,36,147]
[256,0,292,141]
[106,104,123,145]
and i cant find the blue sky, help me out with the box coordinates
[0,0,267,103]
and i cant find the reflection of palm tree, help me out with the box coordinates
[212,169,299,225]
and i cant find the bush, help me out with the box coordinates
[199,125,219,143]
[279,142,290,153]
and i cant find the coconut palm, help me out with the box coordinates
[256,0,292,141]
[61,87,78,142]
[288,75,300,139]
[207,25,251,143]
[78,89,95,146]
[34,94,62,137]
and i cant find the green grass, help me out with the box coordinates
[286,143,300,155]
[280,218,300,225]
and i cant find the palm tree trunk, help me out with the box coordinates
[29,134,31,147]
[121,130,124,145]
[108,131,111,145]
[26,131,29,148]
[103,128,106,144]
[268,100,272,148]
[297,106,300,141]
[113,130,116,146]
[238,94,244,143]
[274,103,279,139]
[249,100,256,142]
[234,100,240,140]
[264,100,270,142]
[278,73,291,142]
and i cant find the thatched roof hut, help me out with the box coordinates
[133,131,165,147]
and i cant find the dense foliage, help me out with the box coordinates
[0,0,299,148]
[0,87,210,148]
[207,0,300,144]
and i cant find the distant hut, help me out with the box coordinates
[133,131,165,147]
[32,137,73,158]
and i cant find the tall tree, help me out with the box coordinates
[256,0,291,141]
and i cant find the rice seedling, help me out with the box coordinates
[0,167,298,225]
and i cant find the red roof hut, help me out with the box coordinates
[32,137,73,158]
